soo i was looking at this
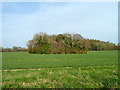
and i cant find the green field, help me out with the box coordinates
[2,51,119,88]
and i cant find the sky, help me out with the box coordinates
[2,2,118,48]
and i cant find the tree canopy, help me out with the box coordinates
[27,32,118,54]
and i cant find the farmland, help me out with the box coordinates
[2,51,119,88]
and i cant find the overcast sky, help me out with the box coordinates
[2,2,118,48]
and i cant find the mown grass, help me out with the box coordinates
[2,51,118,69]
[2,51,119,88]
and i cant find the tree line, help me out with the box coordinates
[0,46,27,52]
[27,32,118,54]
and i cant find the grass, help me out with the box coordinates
[2,51,118,69]
[2,65,119,88]
[2,51,119,88]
